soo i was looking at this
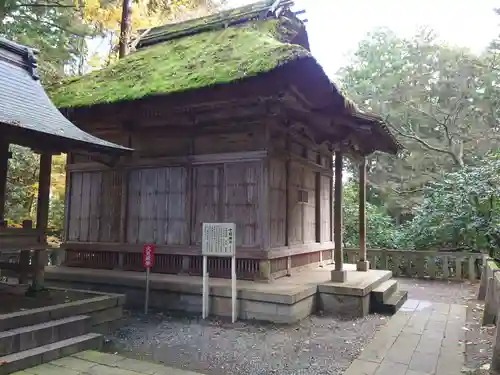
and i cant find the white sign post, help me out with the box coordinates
[201,223,236,323]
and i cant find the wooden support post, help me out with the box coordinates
[33,153,52,291]
[357,158,369,272]
[331,152,346,282]
[0,142,10,224]
[315,172,321,243]
[19,220,33,285]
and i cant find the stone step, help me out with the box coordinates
[0,333,103,375]
[371,279,399,303]
[371,290,408,315]
[0,315,90,356]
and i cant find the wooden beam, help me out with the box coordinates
[0,142,9,223]
[285,135,291,246]
[357,158,369,271]
[34,152,52,290]
[315,172,321,243]
[331,151,346,281]
[36,153,52,232]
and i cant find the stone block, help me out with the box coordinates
[374,360,407,375]
[385,332,420,364]
[356,260,370,272]
[51,356,99,372]
[72,350,125,365]
[319,293,369,318]
[343,359,379,375]
[49,296,117,320]
[330,269,347,282]
[358,332,397,363]
[408,351,439,374]
[89,306,123,327]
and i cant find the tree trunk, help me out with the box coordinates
[118,0,132,59]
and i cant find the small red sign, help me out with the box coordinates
[142,244,154,268]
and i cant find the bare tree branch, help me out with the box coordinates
[387,121,465,167]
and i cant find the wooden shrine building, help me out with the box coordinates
[0,38,130,288]
[47,0,400,282]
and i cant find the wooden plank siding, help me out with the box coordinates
[63,124,336,280]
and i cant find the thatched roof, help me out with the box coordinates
[0,38,131,154]
[46,0,401,155]
[48,18,307,109]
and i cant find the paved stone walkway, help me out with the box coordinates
[12,350,204,375]
[345,299,467,375]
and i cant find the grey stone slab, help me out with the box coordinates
[428,312,448,322]
[414,301,434,313]
[415,335,442,354]
[405,371,433,375]
[449,304,466,320]
[358,333,398,363]
[24,363,81,375]
[72,350,124,365]
[343,359,380,375]
[421,329,444,340]
[378,314,411,336]
[385,333,421,364]
[374,360,408,375]
[425,320,446,334]
[50,356,99,372]
[402,315,429,335]
[408,351,439,374]
[114,358,174,375]
[85,364,140,375]
[428,302,450,314]
[400,299,420,312]
[435,352,464,375]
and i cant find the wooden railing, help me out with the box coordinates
[344,248,484,281]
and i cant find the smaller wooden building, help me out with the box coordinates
[0,37,130,288]
[48,0,400,281]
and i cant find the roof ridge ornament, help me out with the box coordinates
[26,48,39,81]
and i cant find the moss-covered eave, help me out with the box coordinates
[47,18,312,110]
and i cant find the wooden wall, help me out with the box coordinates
[67,171,122,243]
[66,162,263,248]
[65,121,334,267]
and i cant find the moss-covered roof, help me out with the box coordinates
[47,18,309,109]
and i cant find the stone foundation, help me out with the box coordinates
[46,265,393,324]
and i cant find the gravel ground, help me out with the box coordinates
[105,311,388,375]
[104,279,483,375]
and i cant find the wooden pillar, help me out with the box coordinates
[331,151,346,282]
[0,142,10,224]
[357,158,369,271]
[33,152,52,290]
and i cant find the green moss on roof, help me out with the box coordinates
[47,19,310,109]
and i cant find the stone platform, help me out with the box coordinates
[46,264,401,323]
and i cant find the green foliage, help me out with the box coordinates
[47,19,310,108]
[5,145,39,224]
[338,29,500,218]
[0,0,96,82]
[342,182,397,249]
[5,147,66,239]
[400,153,500,255]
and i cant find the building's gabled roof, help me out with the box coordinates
[45,0,401,155]
[0,38,131,154]
[47,7,309,110]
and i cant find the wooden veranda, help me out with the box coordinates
[0,37,131,290]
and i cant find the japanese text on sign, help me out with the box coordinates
[202,223,235,257]
[142,244,154,268]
